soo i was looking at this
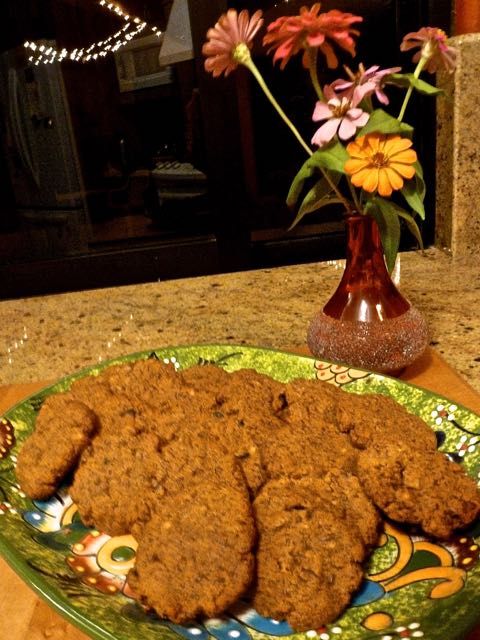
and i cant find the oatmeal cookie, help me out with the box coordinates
[16,394,98,499]
[252,475,379,630]
[70,424,165,535]
[155,417,263,498]
[335,392,437,452]
[357,442,480,538]
[129,477,255,622]
[70,360,183,436]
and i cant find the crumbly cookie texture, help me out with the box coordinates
[356,443,480,539]
[130,474,255,622]
[16,359,480,630]
[16,395,98,499]
[69,426,166,536]
[252,475,379,630]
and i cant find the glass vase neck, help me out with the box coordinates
[323,214,410,322]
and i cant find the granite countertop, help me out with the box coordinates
[0,247,479,391]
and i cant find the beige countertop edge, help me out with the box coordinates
[0,247,479,391]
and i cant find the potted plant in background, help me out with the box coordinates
[202,5,457,374]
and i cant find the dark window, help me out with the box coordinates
[0,0,452,298]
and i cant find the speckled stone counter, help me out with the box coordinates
[0,247,479,391]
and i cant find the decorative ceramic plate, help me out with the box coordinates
[1,345,480,640]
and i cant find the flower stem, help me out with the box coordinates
[241,53,352,212]
[323,172,353,213]
[346,178,362,212]
[307,48,324,101]
[397,56,428,122]
[244,57,313,157]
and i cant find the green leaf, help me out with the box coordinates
[388,73,444,96]
[414,160,426,203]
[313,139,350,173]
[288,179,343,229]
[414,158,424,180]
[386,73,414,88]
[286,158,317,211]
[413,77,444,96]
[401,182,425,219]
[395,209,424,250]
[358,108,413,138]
[286,140,347,211]
[365,198,401,273]
[401,163,426,220]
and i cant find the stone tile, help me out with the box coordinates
[0,248,479,392]
[436,34,480,256]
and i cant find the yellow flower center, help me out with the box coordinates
[332,102,350,118]
[353,62,366,83]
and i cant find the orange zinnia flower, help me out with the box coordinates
[202,9,264,77]
[263,3,362,69]
[344,134,417,197]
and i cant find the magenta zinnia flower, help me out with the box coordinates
[400,27,457,73]
[331,64,401,105]
[202,9,264,77]
[311,94,369,147]
[263,3,362,70]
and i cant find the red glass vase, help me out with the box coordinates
[307,214,429,374]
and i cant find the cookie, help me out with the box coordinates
[16,394,98,499]
[70,424,165,535]
[357,443,480,538]
[16,359,480,631]
[159,412,265,497]
[335,392,437,452]
[252,475,377,630]
[129,477,255,622]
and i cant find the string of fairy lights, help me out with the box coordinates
[23,0,162,65]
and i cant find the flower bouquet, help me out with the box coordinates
[202,4,457,372]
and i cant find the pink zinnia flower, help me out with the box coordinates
[331,64,401,105]
[202,9,264,77]
[400,27,457,73]
[263,3,362,70]
[311,94,369,147]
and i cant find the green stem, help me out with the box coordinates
[244,57,313,157]
[323,172,353,213]
[307,47,324,101]
[347,178,362,212]
[397,56,428,122]
[240,49,352,212]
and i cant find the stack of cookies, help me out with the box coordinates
[16,360,480,630]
